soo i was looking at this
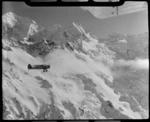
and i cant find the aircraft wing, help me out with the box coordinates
[31,65,50,69]
[81,1,147,19]
[118,1,147,15]
[31,65,45,69]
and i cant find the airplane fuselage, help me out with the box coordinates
[28,64,50,72]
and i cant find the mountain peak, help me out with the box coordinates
[2,12,17,27]
[72,22,85,34]
[3,11,16,17]
[27,20,39,37]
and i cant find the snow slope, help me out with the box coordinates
[3,46,148,119]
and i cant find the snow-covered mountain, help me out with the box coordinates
[2,12,149,120]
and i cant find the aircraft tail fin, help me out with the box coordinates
[28,64,32,69]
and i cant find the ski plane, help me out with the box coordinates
[28,64,50,72]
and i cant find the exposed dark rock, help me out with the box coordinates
[79,107,84,116]
[3,100,11,119]
[65,42,74,51]
[48,41,55,47]
[75,53,86,62]
[2,43,13,51]
[11,97,25,118]
[28,96,38,108]
[40,79,53,89]
[76,74,96,88]
[36,91,64,119]
[100,98,130,119]
[119,95,141,112]
[95,71,114,88]
[49,104,64,119]
[24,107,36,119]
[105,100,114,108]
[37,103,51,119]
[139,96,149,111]
[75,74,98,95]
[26,41,50,57]
[62,101,78,119]
[35,76,53,89]
[35,76,43,81]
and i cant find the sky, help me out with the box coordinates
[2,1,148,38]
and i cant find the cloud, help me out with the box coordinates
[114,58,149,70]
[81,1,147,19]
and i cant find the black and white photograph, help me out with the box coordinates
[2,0,149,120]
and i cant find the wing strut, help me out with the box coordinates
[116,6,119,16]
